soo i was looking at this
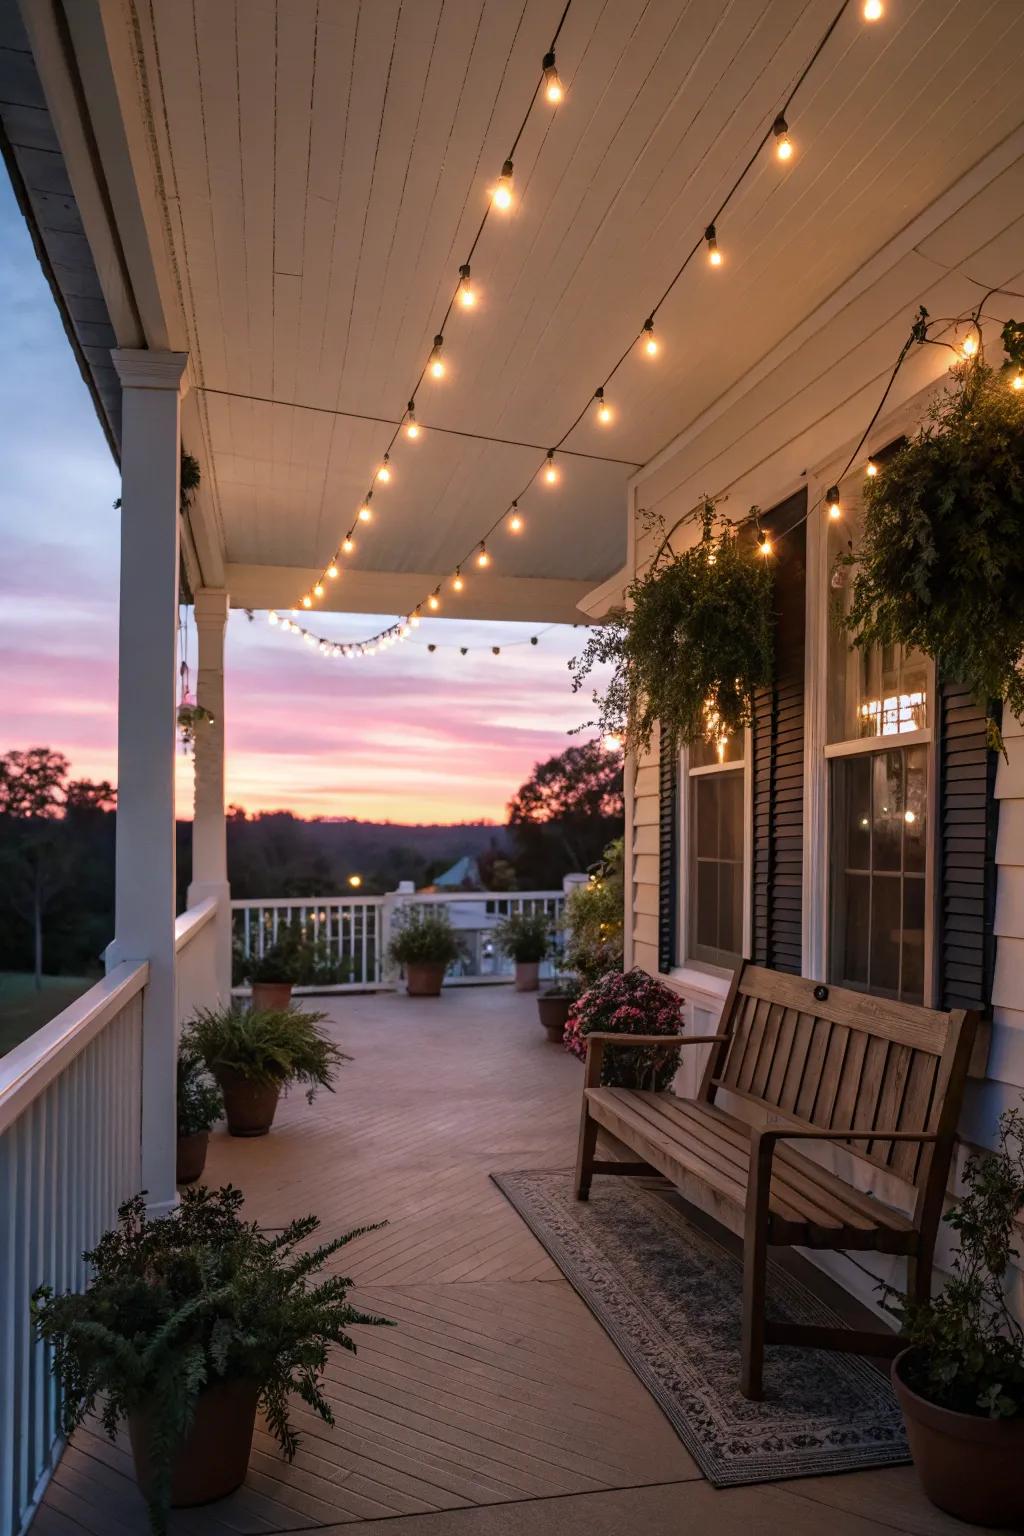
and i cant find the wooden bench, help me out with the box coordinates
[574,962,979,1399]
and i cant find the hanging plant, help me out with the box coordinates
[571,501,774,755]
[177,701,215,752]
[842,321,1024,752]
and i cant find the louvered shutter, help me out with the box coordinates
[751,490,806,972]
[658,734,679,973]
[938,683,1000,1011]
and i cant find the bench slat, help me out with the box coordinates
[737,965,951,1053]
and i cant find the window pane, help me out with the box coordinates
[691,768,744,964]
[691,732,744,767]
[870,876,901,997]
[834,872,870,988]
[718,772,743,861]
[901,878,926,1002]
[872,751,903,873]
[695,776,720,858]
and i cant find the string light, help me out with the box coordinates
[313,581,325,598]
[1013,371,1024,391]
[863,0,883,19]
[492,160,514,211]
[642,318,658,356]
[428,590,441,610]
[458,264,475,308]
[302,594,312,608]
[866,460,878,477]
[268,610,279,625]
[508,503,523,533]
[757,529,772,556]
[542,51,563,104]
[594,386,613,425]
[476,542,490,568]
[705,224,723,266]
[342,536,355,554]
[358,498,373,522]
[544,449,559,485]
[428,334,445,378]
[826,486,842,519]
[773,114,793,162]
[960,332,978,359]
[404,401,419,438]
[376,453,392,483]
[326,562,339,579]
[453,568,464,592]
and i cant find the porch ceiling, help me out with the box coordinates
[21,0,1024,615]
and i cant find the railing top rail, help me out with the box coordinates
[0,961,148,1134]
[230,895,386,910]
[175,896,219,952]
[229,891,565,910]
[398,891,565,904]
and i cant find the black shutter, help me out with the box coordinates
[938,682,1000,1012]
[658,734,678,973]
[751,490,806,973]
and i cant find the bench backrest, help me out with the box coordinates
[701,964,978,1195]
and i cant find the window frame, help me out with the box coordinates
[675,727,753,977]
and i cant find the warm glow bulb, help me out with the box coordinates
[773,116,793,162]
[594,388,612,424]
[458,264,475,307]
[428,334,445,378]
[1014,371,1024,391]
[376,455,391,482]
[358,503,372,522]
[542,52,563,103]
[543,451,558,485]
[961,333,978,358]
[863,0,883,18]
[477,544,490,568]
[757,531,772,556]
[866,460,878,477]
[453,571,464,591]
[509,508,523,533]
[313,582,324,598]
[826,486,841,519]
[268,610,278,625]
[348,874,362,888]
[411,611,421,627]
[405,400,419,438]
[706,224,722,266]
[905,810,916,824]
[302,594,312,608]
[429,591,440,610]
[342,537,354,554]
[642,319,659,356]
[492,159,514,210]
[327,563,339,579]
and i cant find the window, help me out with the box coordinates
[825,468,932,1003]
[688,733,745,967]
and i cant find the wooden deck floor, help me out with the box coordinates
[32,987,984,1535]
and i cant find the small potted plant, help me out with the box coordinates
[183,1002,349,1136]
[494,910,552,992]
[32,1185,391,1533]
[242,920,307,1010]
[537,973,583,1041]
[387,906,461,997]
[176,1045,222,1184]
[563,967,683,1089]
[886,1105,1024,1527]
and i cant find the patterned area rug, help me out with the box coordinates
[492,1168,909,1486]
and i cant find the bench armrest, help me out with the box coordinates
[745,1124,939,1230]
[585,1033,728,1048]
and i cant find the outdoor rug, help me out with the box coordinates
[491,1168,909,1487]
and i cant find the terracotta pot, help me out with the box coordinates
[514,961,541,992]
[214,1067,282,1137]
[250,980,293,1011]
[405,962,446,997]
[176,1130,209,1185]
[130,1378,258,1508]
[892,1349,1024,1526]
[537,995,573,1041]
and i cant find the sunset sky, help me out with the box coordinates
[0,177,603,824]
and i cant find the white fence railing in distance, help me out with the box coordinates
[0,963,146,1536]
[232,897,385,991]
[231,890,569,992]
[175,896,220,1025]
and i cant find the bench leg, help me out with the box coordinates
[741,1134,772,1400]
[907,1246,934,1307]
[574,1103,598,1200]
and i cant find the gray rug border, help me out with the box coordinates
[491,1168,910,1489]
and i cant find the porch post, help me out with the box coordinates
[187,587,232,1000]
[106,347,188,1218]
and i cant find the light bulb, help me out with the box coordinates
[594,387,612,425]
[304,632,315,647]
[457,264,475,307]
[863,0,883,18]
[905,809,916,824]
[358,499,372,522]
[773,115,793,162]
[705,223,722,266]
[492,159,514,210]
[327,563,339,579]
[453,569,464,592]
[405,401,419,438]
[411,610,421,627]
[342,536,354,554]
[400,624,411,639]
[313,582,324,598]
[543,449,559,485]
[509,504,523,533]
[961,332,978,358]
[428,334,445,378]
[1014,371,1024,391]
[642,318,658,356]
[477,543,490,568]
[757,529,772,556]
[826,486,841,519]
[268,610,279,625]
[428,590,440,611]
[542,51,563,104]
[376,454,391,483]
[866,460,878,477]
[302,594,312,608]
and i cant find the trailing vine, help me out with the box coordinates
[570,500,774,755]
[842,320,1024,753]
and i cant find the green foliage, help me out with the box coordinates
[563,838,624,985]
[183,1003,349,1102]
[32,1186,391,1534]
[387,906,461,967]
[843,345,1024,753]
[571,502,774,755]
[563,967,684,1089]
[176,1046,222,1137]
[886,1106,1024,1419]
[493,910,552,964]
[507,741,623,887]
[240,917,352,986]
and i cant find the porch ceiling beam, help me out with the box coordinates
[224,565,595,626]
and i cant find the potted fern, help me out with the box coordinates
[176,1045,222,1184]
[887,1105,1024,1526]
[387,906,460,996]
[494,910,552,992]
[183,1002,349,1136]
[32,1185,391,1533]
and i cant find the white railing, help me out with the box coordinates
[175,896,220,1024]
[231,888,571,992]
[0,963,147,1536]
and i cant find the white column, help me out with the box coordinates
[187,587,232,1000]
[106,348,188,1218]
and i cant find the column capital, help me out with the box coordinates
[193,587,229,630]
[112,348,189,395]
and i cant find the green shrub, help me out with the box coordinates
[387,906,461,967]
[176,1046,222,1137]
[494,909,551,964]
[563,838,624,984]
[183,1003,349,1102]
[240,917,353,986]
[32,1186,391,1534]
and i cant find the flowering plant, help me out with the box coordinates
[564,967,684,1089]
